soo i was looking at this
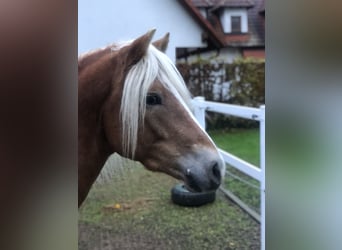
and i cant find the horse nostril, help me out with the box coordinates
[211,162,221,183]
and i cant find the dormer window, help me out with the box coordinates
[231,16,241,33]
[220,8,248,34]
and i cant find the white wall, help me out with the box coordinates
[219,47,242,63]
[177,47,241,64]
[78,0,207,61]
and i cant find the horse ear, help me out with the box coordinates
[123,29,156,66]
[152,32,170,53]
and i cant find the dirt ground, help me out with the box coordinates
[79,222,168,250]
[79,209,260,250]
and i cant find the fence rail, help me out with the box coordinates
[192,96,265,250]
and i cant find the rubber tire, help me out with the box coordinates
[171,183,216,207]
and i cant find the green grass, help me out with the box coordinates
[79,129,261,249]
[209,128,260,166]
[209,128,261,211]
[79,165,259,249]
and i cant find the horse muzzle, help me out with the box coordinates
[178,149,225,192]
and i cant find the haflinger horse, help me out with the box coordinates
[78,29,225,207]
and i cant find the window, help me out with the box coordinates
[220,9,248,33]
[231,16,241,33]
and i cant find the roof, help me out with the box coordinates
[179,0,264,48]
[178,0,225,47]
[239,0,264,47]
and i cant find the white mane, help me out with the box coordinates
[119,43,192,158]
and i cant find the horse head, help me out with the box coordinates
[101,30,225,192]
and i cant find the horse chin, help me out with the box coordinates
[142,152,224,193]
[166,169,204,193]
[143,160,184,182]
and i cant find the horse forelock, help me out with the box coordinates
[120,44,192,159]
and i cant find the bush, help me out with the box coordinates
[177,58,264,129]
[177,61,226,100]
[226,58,265,107]
[206,113,259,130]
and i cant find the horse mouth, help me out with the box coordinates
[168,168,219,193]
[164,168,199,191]
[148,158,222,193]
[183,178,217,193]
[184,165,221,193]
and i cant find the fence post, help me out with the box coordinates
[192,96,206,129]
[259,105,265,250]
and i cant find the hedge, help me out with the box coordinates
[177,58,265,129]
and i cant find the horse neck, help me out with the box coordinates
[79,53,115,139]
[78,54,116,205]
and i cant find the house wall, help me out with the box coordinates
[243,49,265,59]
[177,47,242,64]
[78,0,207,61]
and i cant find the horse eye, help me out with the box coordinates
[146,93,162,105]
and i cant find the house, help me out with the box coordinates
[177,0,265,63]
[78,0,210,61]
[78,0,264,63]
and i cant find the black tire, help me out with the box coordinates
[171,183,216,207]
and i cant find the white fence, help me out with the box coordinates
[192,96,265,250]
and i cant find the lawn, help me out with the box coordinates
[209,128,260,166]
[209,128,261,212]
[79,129,260,250]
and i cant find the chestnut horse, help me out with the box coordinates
[78,30,225,206]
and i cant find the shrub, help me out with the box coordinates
[226,58,265,107]
[177,58,264,129]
